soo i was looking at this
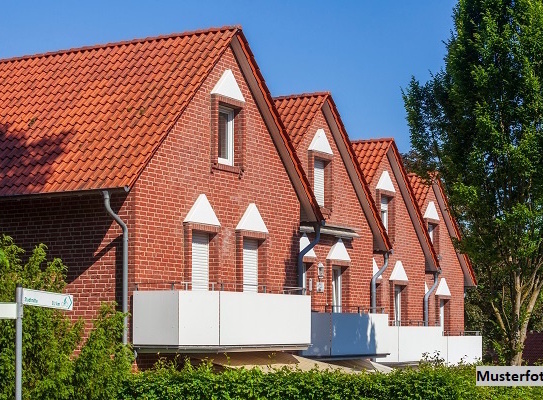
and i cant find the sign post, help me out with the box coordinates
[13,286,74,400]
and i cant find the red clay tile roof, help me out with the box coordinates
[0,27,240,197]
[274,93,329,148]
[350,139,394,184]
[407,173,431,209]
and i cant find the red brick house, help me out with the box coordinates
[0,26,324,366]
[408,174,477,335]
[351,139,481,363]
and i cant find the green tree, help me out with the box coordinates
[403,0,543,365]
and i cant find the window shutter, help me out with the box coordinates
[243,238,259,292]
[314,159,325,206]
[192,232,209,291]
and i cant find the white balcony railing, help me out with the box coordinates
[132,289,311,351]
[303,311,482,364]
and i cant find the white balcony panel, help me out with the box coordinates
[446,335,482,364]
[302,312,389,357]
[133,291,219,347]
[220,292,311,346]
[133,290,310,350]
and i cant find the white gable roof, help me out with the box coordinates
[424,201,440,221]
[389,260,408,282]
[435,278,451,297]
[300,233,316,257]
[211,69,245,102]
[308,128,333,155]
[376,170,395,193]
[327,238,350,262]
[236,203,268,233]
[184,194,221,226]
[372,258,383,281]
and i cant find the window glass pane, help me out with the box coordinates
[218,111,229,160]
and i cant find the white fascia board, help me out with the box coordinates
[327,238,351,262]
[376,170,395,193]
[184,194,221,226]
[300,233,316,257]
[211,69,245,102]
[424,201,440,221]
[236,203,268,233]
[308,128,333,155]
[435,277,451,297]
[389,260,408,282]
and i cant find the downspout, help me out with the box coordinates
[371,251,390,313]
[298,222,323,290]
[102,190,128,345]
[424,270,441,326]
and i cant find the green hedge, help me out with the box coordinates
[117,360,543,400]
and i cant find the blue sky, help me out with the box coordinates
[0,0,457,153]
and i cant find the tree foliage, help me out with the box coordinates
[0,235,133,399]
[403,0,543,365]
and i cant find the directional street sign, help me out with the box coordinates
[22,288,73,311]
[0,303,17,319]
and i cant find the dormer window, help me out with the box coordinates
[218,106,234,166]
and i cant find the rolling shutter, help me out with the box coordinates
[314,159,325,206]
[243,238,258,292]
[192,232,209,291]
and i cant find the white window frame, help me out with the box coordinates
[440,299,445,331]
[381,196,389,231]
[394,285,402,325]
[218,106,234,166]
[191,232,209,291]
[428,222,435,243]
[332,267,342,313]
[314,158,325,207]
[242,238,259,292]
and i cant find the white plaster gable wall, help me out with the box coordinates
[389,260,408,282]
[236,203,268,233]
[376,170,395,193]
[435,278,451,297]
[211,69,245,102]
[184,194,221,226]
[424,201,440,220]
[327,238,351,262]
[300,233,316,257]
[308,128,333,155]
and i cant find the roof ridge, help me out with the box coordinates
[0,25,241,64]
[351,137,395,144]
[274,91,331,101]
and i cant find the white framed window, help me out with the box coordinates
[218,106,234,165]
[394,285,402,325]
[314,159,325,206]
[192,232,209,291]
[243,238,259,292]
[381,196,389,231]
[332,267,342,313]
[440,299,445,332]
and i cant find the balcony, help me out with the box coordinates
[303,310,482,364]
[132,285,311,352]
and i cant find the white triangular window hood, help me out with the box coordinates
[372,258,383,281]
[327,238,350,262]
[435,277,451,297]
[184,194,221,226]
[211,69,245,102]
[389,260,408,282]
[236,203,268,233]
[424,201,440,220]
[308,128,333,155]
[300,233,316,257]
[376,170,395,193]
